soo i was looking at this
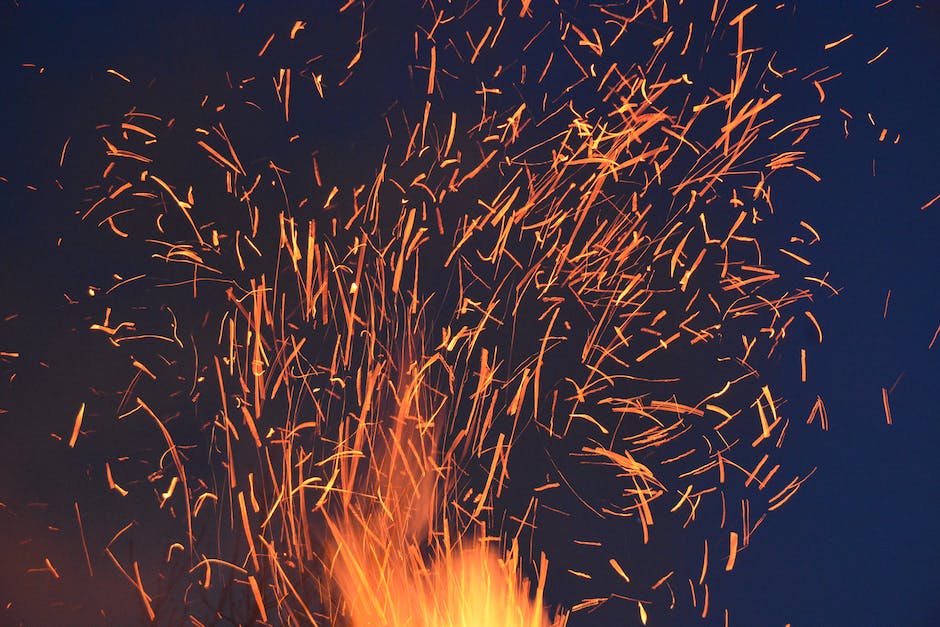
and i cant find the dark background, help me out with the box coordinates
[1,1,937,625]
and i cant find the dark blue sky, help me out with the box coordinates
[0,1,937,625]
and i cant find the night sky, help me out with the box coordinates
[1,1,938,626]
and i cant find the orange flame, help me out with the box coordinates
[323,346,565,626]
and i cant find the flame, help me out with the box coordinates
[321,344,565,625]
[332,528,561,627]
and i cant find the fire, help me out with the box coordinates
[336,543,560,627]
[320,345,565,625]
[1,0,895,624]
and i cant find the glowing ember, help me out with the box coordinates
[3,1,924,625]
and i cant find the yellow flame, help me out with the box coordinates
[333,539,563,627]
[324,348,565,626]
